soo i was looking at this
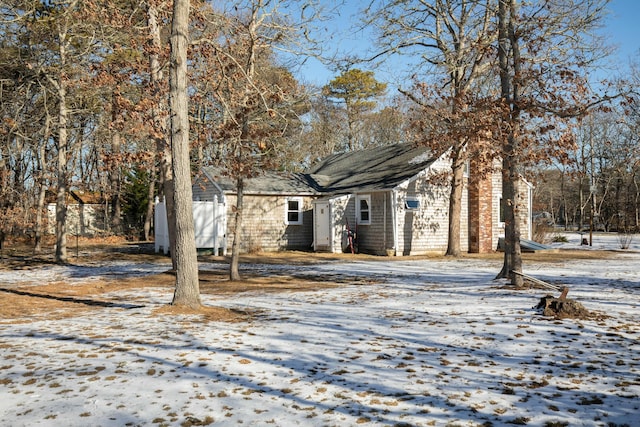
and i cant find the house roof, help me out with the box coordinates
[45,190,106,204]
[200,144,440,196]
[201,168,320,195]
[307,143,438,193]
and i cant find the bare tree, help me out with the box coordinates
[50,2,75,263]
[494,0,523,282]
[87,0,177,248]
[199,0,312,280]
[366,0,497,256]
[35,0,98,263]
[0,0,110,262]
[494,0,610,284]
[299,91,346,164]
[360,99,408,148]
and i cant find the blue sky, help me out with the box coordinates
[290,0,639,90]
[604,0,640,63]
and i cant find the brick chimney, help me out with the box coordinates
[468,160,495,253]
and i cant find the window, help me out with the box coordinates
[356,195,371,225]
[405,197,420,211]
[499,197,506,224]
[285,197,303,225]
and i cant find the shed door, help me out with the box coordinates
[314,201,331,250]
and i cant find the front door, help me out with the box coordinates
[314,201,331,251]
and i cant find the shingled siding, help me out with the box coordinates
[225,194,315,253]
[46,203,109,236]
[390,162,469,256]
[358,178,468,256]
[355,192,394,255]
[398,184,446,255]
[517,179,532,241]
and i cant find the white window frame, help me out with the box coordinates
[404,196,420,211]
[285,197,303,225]
[356,194,371,225]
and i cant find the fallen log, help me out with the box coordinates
[511,270,569,299]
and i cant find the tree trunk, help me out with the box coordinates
[169,0,200,308]
[230,177,244,281]
[346,101,355,151]
[446,147,465,256]
[34,175,47,254]
[110,96,123,234]
[148,2,176,270]
[634,175,639,229]
[55,68,69,264]
[495,0,523,285]
[496,147,523,284]
[143,174,155,241]
[34,113,51,254]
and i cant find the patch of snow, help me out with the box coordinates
[409,152,432,164]
[1,234,638,426]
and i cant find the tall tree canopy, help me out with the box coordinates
[323,68,387,151]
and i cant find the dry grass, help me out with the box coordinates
[0,267,351,323]
[0,239,375,323]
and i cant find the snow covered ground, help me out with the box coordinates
[1,232,639,427]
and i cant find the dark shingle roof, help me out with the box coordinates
[201,144,439,195]
[201,168,319,195]
[307,144,437,193]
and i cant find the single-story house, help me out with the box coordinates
[189,143,532,256]
[191,169,319,253]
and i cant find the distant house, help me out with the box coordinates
[47,191,109,236]
[187,143,531,256]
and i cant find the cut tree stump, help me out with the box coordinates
[510,271,591,319]
[535,294,591,319]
